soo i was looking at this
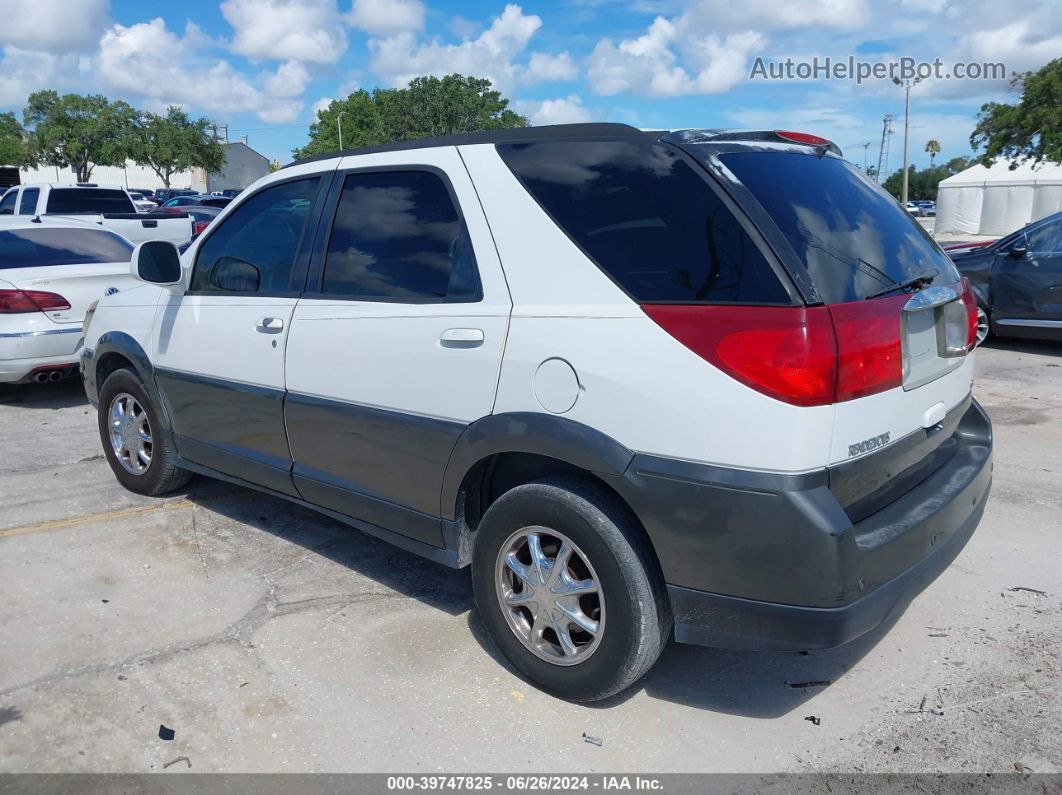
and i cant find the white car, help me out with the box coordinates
[127,192,158,213]
[0,183,191,246]
[81,124,993,702]
[0,216,138,383]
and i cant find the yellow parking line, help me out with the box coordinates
[0,492,242,539]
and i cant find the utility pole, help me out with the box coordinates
[337,112,345,150]
[862,142,870,172]
[876,114,894,183]
[893,76,921,203]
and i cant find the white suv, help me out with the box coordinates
[81,124,993,702]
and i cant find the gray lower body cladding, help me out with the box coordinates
[607,398,993,651]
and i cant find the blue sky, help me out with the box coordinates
[1,0,1058,169]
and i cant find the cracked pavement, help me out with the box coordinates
[0,339,1059,773]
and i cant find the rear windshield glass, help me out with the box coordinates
[497,140,791,304]
[46,188,134,214]
[0,227,133,269]
[719,151,960,304]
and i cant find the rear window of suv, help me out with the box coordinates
[46,189,134,214]
[497,140,792,304]
[718,151,961,304]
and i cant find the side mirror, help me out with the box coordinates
[1008,245,1028,260]
[209,256,260,292]
[131,240,183,285]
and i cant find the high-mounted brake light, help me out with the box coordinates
[643,295,910,407]
[774,130,832,147]
[0,289,71,314]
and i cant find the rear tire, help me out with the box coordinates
[97,368,191,496]
[976,305,991,346]
[471,477,670,702]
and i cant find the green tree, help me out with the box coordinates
[925,138,941,166]
[972,57,1062,167]
[882,157,972,201]
[0,112,31,166]
[23,91,137,182]
[295,74,529,159]
[128,107,225,188]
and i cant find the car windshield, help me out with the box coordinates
[718,151,961,303]
[0,227,133,268]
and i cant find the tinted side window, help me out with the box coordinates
[0,228,133,269]
[1027,217,1062,253]
[497,140,790,304]
[18,188,39,214]
[321,170,481,302]
[46,189,134,214]
[0,190,16,215]
[191,178,320,294]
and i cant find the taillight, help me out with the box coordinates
[193,220,209,236]
[959,277,978,350]
[643,297,907,407]
[0,289,71,314]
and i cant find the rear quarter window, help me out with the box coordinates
[497,140,793,304]
[0,227,133,268]
[718,151,961,304]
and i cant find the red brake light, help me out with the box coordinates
[643,298,908,407]
[774,130,831,147]
[0,289,71,314]
[193,220,209,235]
[959,277,978,349]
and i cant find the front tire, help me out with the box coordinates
[471,477,670,702]
[975,305,991,346]
[97,368,191,496]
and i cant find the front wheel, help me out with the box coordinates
[471,477,670,702]
[97,368,191,496]
[975,305,991,346]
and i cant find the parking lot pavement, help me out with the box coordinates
[0,344,1059,775]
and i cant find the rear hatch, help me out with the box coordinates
[676,136,978,513]
[0,225,135,324]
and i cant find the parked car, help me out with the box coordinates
[946,210,1062,344]
[81,124,992,702]
[161,194,232,209]
[0,184,191,246]
[904,200,924,216]
[153,188,196,205]
[220,189,243,198]
[127,192,158,213]
[155,205,221,240]
[917,200,936,217]
[0,216,137,383]
[130,188,156,200]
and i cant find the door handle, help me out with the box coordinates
[440,328,484,348]
[256,317,285,333]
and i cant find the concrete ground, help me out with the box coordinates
[0,340,1058,775]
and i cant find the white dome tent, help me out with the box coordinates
[935,159,1062,237]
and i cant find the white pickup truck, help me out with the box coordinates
[0,183,192,246]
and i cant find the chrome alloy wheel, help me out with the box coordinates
[108,392,152,475]
[976,306,990,346]
[495,526,604,666]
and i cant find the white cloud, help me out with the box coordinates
[221,0,347,64]
[312,96,334,116]
[679,0,869,31]
[588,17,765,96]
[527,51,578,83]
[0,46,80,105]
[349,0,426,35]
[0,0,108,52]
[96,18,304,123]
[370,4,542,93]
[265,60,312,98]
[519,94,592,125]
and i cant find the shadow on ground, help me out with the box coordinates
[0,378,87,410]
[982,337,1061,357]
[187,476,893,718]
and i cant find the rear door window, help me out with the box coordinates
[496,140,791,304]
[18,188,38,214]
[46,189,134,214]
[718,151,961,304]
[0,227,133,268]
[320,170,482,302]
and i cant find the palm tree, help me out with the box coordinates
[925,139,941,167]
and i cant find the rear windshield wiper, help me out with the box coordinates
[865,269,938,300]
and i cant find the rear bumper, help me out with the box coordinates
[0,327,84,383]
[607,397,992,651]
